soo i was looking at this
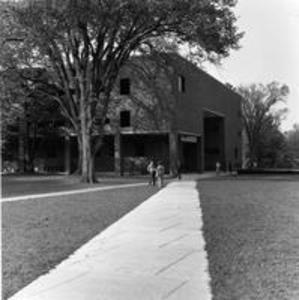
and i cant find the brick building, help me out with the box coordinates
[9,54,242,174]
[62,54,242,175]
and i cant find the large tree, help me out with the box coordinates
[237,82,289,168]
[2,0,243,182]
[285,124,299,167]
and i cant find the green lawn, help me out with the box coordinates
[1,174,150,198]
[198,176,299,300]
[2,185,158,299]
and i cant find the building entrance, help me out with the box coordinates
[203,110,225,171]
[182,142,198,172]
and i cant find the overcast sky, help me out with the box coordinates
[206,0,299,131]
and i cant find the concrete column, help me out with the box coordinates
[178,134,183,168]
[64,136,71,174]
[201,133,205,172]
[114,132,123,176]
[168,131,178,176]
[197,137,203,173]
[220,118,226,171]
[201,113,205,172]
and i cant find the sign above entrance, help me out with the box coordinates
[180,135,197,143]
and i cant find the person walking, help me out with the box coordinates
[216,161,221,175]
[147,160,156,186]
[156,161,165,188]
[176,159,182,180]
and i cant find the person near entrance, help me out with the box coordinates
[176,159,182,180]
[156,161,165,188]
[147,160,156,186]
[216,161,221,175]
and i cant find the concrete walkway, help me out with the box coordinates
[2,182,148,202]
[9,181,212,300]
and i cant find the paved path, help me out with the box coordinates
[2,182,148,202]
[9,181,212,300]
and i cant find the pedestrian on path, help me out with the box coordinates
[216,161,221,175]
[156,161,165,188]
[147,160,156,186]
[176,159,182,180]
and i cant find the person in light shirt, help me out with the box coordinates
[147,160,156,186]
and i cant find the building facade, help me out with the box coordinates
[77,54,242,174]
[7,54,242,175]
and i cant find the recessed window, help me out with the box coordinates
[178,75,185,93]
[120,78,130,95]
[234,147,238,159]
[120,110,131,127]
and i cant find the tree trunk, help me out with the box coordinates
[78,85,96,182]
[72,137,82,175]
[18,113,32,173]
[91,152,97,183]
[80,129,95,183]
[27,123,37,173]
[248,143,257,168]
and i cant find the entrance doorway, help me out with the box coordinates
[203,110,225,171]
[182,142,197,172]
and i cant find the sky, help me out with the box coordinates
[205,0,299,131]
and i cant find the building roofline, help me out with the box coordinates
[129,52,242,101]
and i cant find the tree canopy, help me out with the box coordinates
[237,82,290,168]
[1,0,243,182]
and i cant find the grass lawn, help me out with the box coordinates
[198,175,299,300]
[2,185,158,299]
[1,174,150,198]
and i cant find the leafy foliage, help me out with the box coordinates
[237,82,290,168]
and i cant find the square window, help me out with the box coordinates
[120,110,130,127]
[178,75,185,93]
[234,147,238,159]
[120,78,130,95]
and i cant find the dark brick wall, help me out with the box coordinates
[169,55,242,169]
[108,54,242,171]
